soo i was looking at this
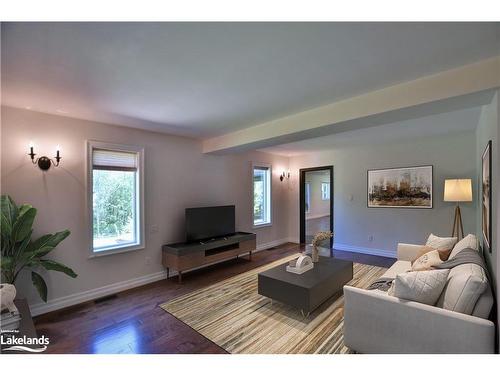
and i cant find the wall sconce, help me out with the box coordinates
[280,170,290,182]
[28,142,62,171]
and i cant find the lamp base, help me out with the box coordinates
[451,204,464,239]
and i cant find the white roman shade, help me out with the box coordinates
[92,149,138,171]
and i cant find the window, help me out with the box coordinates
[305,183,311,213]
[253,164,271,226]
[321,182,330,200]
[88,142,144,256]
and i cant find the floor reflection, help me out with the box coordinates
[91,321,139,354]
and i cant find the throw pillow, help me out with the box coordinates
[435,263,489,315]
[414,245,452,263]
[426,234,458,251]
[389,269,450,305]
[411,250,444,271]
[448,234,479,260]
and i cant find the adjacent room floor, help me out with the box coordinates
[305,215,331,244]
[34,243,395,354]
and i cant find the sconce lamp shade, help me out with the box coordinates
[444,179,472,202]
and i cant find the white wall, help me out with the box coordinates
[0,106,290,313]
[288,131,478,257]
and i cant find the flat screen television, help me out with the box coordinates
[185,205,235,242]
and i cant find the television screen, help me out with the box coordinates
[185,205,235,242]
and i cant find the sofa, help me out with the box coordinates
[343,236,495,354]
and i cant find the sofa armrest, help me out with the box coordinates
[343,286,495,353]
[397,243,422,261]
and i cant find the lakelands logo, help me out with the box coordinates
[1,330,49,353]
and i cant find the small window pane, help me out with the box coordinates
[321,182,330,200]
[253,166,271,226]
[93,169,138,251]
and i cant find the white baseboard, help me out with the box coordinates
[256,237,297,251]
[30,237,298,317]
[334,242,396,258]
[30,270,167,317]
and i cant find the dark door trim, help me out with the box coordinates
[299,166,334,247]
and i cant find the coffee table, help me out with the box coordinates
[258,255,353,317]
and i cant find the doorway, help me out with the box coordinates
[299,166,333,248]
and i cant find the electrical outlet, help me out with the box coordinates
[150,224,159,233]
[145,256,152,265]
[368,235,374,242]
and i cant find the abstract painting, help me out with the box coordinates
[368,165,433,208]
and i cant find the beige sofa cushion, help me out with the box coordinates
[426,234,457,251]
[382,260,412,279]
[449,234,479,259]
[472,286,494,319]
[389,269,450,305]
[436,263,489,315]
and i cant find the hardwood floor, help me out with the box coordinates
[34,243,395,354]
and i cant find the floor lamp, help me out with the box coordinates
[444,179,472,239]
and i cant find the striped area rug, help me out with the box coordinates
[160,254,387,354]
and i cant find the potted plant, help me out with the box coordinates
[1,195,77,302]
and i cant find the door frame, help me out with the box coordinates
[299,166,334,247]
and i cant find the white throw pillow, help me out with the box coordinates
[426,234,458,251]
[411,250,443,271]
[448,234,479,260]
[389,269,450,305]
[436,263,488,315]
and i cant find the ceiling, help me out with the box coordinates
[259,105,483,156]
[2,22,499,138]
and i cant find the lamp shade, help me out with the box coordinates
[444,179,472,202]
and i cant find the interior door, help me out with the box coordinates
[299,166,333,248]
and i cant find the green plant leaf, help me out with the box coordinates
[17,204,33,218]
[14,229,32,256]
[27,230,71,253]
[31,271,48,302]
[40,260,77,278]
[12,207,37,243]
[1,212,13,239]
[1,195,18,225]
[0,256,13,270]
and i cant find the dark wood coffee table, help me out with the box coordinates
[258,256,353,316]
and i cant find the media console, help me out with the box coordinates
[162,232,256,283]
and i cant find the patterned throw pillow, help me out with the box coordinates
[411,250,444,271]
[389,269,450,305]
[414,245,452,263]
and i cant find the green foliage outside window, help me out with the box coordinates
[93,170,135,239]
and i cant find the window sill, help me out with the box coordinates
[253,222,272,229]
[89,243,145,258]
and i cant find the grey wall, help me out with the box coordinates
[476,92,498,289]
[288,131,478,256]
[475,91,499,347]
[1,106,290,311]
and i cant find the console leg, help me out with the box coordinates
[167,267,169,279]
[178,271,182,284]
[249,251,252,260]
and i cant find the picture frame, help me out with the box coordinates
[482,140,492,253]
[367,165,433,208]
